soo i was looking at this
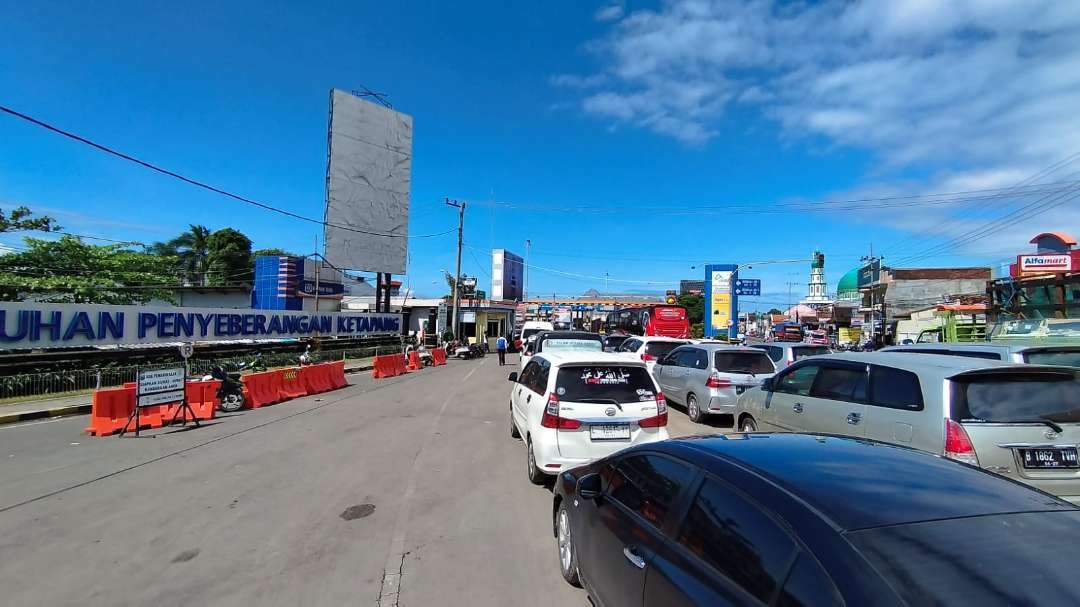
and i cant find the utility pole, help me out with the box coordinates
[446,198,465,339]
[604,272,609,295]
[312,235,321,314]
[861,251,884,342]
[524,239,531,302]
[785,281,801,314]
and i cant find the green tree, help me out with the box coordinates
[0,206,59,233]
[253,247,298,258]
[0,235,177,304]
[205,228,253,286]
[677,293,704,325]
[767,308,782,316]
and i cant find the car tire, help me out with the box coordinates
[687,393,704,423]
[510,407,521,439]
[740,416,758,432]
[556,502,582,587]
[527,438,545,485]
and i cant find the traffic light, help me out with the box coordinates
[665,290,677,305]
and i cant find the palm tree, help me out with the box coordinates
[155,225,211,285]
[176,224,211,285]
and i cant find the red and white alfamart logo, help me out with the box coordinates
[1019,254,1071,272]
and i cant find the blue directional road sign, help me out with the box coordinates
[733,279,761,296]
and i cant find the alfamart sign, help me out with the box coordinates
[0,302,401,349]
[1018,254,1072,273]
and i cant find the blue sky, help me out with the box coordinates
[2,1,1079,307]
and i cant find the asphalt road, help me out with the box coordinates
[0,356,731,607]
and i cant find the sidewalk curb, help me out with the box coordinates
[0,403,92,426]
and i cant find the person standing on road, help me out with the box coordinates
[496,335,508,366]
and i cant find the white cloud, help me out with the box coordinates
[549,73,608,88]
[561,0,1080,159]
[557,0,1080,253]
[595,4,624,22]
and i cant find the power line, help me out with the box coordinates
[892,182,1080,266]
[880,151,1080,258]
[0,104,451,240]
[461,180,1080,216]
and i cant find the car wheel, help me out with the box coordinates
[510,407,521,439]
[526,438,545,485]
[687,393,704,423]
[557,502,582,587]
[740,416,758,432]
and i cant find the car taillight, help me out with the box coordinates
[641,353,656,362]
[540,393,581,430]
[639,392,668,428]
[705,373,732,388]
[944,419,979,466]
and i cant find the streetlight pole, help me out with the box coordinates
[446,198,465,339]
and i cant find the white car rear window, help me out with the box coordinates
[556,366,655,402]
[543,339,603,352]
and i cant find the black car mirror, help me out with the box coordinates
[761,377,775,392]
[507,372,519,383]
[577,473,601,500]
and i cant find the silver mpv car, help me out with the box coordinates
[735,352,1080,503]
[653,343,775,422]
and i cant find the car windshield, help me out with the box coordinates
[1024,349,1080,367]
[792,346,829,360]
[847,512,1080,605]
[555,366,655,403]
[714,352,774,374]
[542,338,603,353]
[522,328,544,340]
[952,372,1080,423]
[645,341,682,359]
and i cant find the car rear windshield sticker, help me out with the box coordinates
[580,367,631,385]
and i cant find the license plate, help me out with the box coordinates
[590,424,631,441]
[1020,448,1079,469]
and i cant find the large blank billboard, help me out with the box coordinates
[324,89,413,274]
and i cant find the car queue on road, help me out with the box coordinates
[500,327,1080,605]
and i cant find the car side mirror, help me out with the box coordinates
[507,372,519,383]
[577,473,601,500]
[761,377,775,392]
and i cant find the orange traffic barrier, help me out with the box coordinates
[138,405,165,430]
[407,351,422,371]
[179,380,218,421]
[431,349,447,366]
[328,361,348,389]
[300,364,327,394]
[371,354,400,379]
[392,355,408,376]
[85,386,136,436]
[265,371,283,404]
[278,367,307,399]
[241,372,277,408]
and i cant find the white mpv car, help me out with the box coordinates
[508,351,669,484]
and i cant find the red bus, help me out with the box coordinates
[608,305,690,338]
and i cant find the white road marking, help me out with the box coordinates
[0,417,72,431]
[379,358,485,605]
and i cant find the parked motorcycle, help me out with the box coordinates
[206,365,245,412]
[454,343,485,359]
